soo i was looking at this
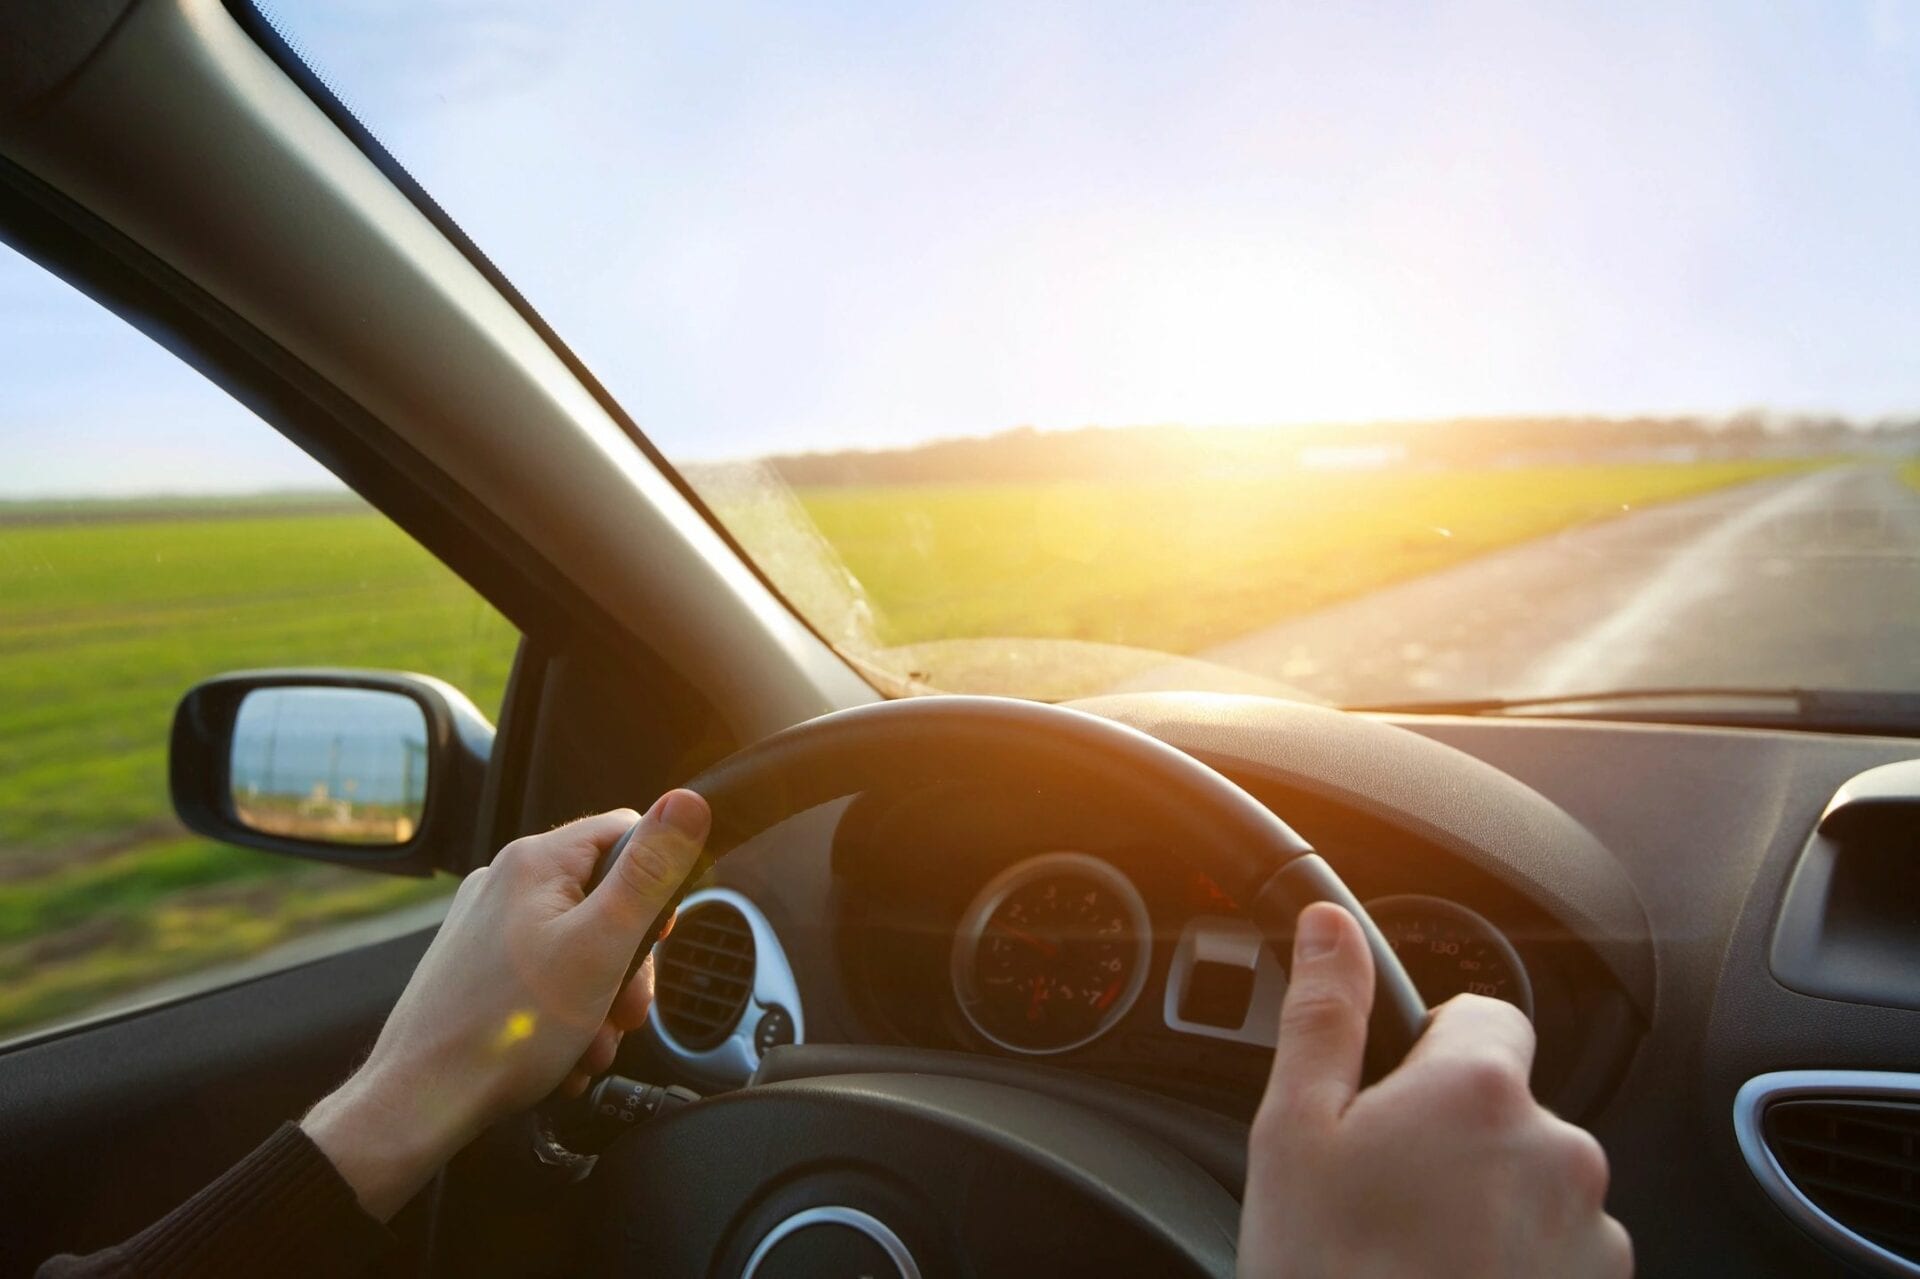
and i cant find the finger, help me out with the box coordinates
[577,1023,622,1077]
[609,952,659,1031]
[558,808,647,843]
[492,809,639,888]
[557,1069,591,1101]
[1544,1116,1612,1210]
[1591,1215,1634,1279]
[1401,992,1537,1082]
[1264,903,1375,1128]
[552,809,644,883]
[578,790,710,939]
[438,864,489,923]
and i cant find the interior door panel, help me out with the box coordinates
[0,928,435,1275]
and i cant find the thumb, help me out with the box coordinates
[579,789,710,942]
[1263,903,1376,1128]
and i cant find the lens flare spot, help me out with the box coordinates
[494,1009,537,1052]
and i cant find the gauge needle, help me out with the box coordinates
[990,922,1059,959]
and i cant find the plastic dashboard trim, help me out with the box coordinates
[646,886,805,1087]
[1067,692,1654,1013]
[1734,1069,1920,1278]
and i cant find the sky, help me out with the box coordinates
[5,0,1920,495]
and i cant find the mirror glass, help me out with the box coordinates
[228,687,430,846]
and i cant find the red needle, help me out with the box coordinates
[990,922,1059,959]
[1095,978,1123,1011]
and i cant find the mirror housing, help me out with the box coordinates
[171,669,495,876]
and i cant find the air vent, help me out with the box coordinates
[1765,1099,1920,1262]
[655,901,756,1051]
[1738,1072,1920,1277]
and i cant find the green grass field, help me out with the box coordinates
[799,461,1818,655]
[0,459,1823,1035]
[0,501,518,1032]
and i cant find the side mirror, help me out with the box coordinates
[170,670,495,876]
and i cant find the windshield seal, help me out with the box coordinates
[1352,687,1920,737]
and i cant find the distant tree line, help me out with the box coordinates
[764,414,1920,486]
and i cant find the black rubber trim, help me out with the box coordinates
[472,642,546,873]
[221,0,866,689]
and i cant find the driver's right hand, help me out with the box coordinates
[1237,902,1633,1277]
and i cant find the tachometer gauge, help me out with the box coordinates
[951,852,1153,1055]
[1363,894,1535,1020]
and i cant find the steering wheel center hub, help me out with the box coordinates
[741,1207,919,1279]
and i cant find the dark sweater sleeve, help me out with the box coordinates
[35,1122,394,1279]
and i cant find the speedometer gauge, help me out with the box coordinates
[1364,894,1535,1020]
[951,852,1152,1055]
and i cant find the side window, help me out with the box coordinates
[0,250,520,1042]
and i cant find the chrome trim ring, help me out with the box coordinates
[949,851,1153,1056]
[1162,914,1288,1045]
[741,1205,921,1279]
[1734,1069,1920,1277]
[1363,894,1535,1021]
[644,886,804,1087]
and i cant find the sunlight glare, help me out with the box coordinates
[493,1009,537,1053]
[1115,237,1431,427]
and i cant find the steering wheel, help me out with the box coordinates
[582,695,1428,1277]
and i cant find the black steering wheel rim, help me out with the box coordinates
[600,694,1428,1080]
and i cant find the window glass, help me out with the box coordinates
[0,248,520,1040]
[259,2,1920,714]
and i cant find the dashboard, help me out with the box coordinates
[818,778,1633,1121]
[631,693,1920,1277]
[640,697,1644,1124]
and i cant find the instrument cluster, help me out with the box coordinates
[946,851,1536,1058]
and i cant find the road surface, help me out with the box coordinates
[1193,464,1920,706]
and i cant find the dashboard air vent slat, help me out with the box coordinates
[655,902,756,1052]
[1764,1099,1920,1263]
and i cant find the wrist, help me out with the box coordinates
[301,1063,485,1221]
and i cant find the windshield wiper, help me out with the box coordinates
[1345,686,1920,735]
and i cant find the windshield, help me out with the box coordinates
[256,4,1920,708]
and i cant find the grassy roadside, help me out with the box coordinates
[0,459,1831,1036]
[1,509,518,857]
[796,460,1826,655]
[0,504,517,1036]
[0,859,449,1031]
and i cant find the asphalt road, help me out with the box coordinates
[1195,464,1920,707]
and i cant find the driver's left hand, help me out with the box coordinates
[301,794,710,1219]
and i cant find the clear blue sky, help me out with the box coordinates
[5,0,1920,495]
